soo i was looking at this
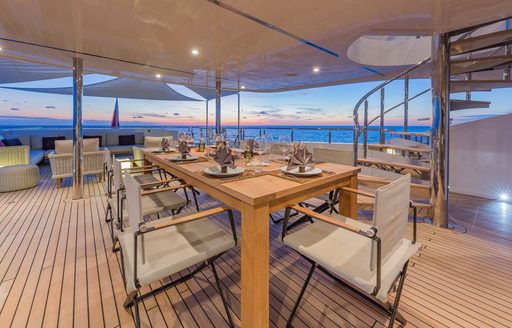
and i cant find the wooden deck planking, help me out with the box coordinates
[0,164,511,327]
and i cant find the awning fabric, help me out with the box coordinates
[0,58,71,83]
[187,85,239,101]
[0,77,201,101]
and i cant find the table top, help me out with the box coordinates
[143,149,360,207]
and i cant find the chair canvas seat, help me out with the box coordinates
[108,190,187,219]
[283,213,420,302]
[119,217,236,293]
[133,174,160,185]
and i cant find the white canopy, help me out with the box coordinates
[0,77,201,101]
[0,58,70,83]
[187,85,239,101]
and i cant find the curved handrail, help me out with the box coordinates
[352,56,431,165]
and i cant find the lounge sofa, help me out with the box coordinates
[0,136,44,165]
[48,139,107,188]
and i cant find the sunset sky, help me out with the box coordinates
[0,75,510,127]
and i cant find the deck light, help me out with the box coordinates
[240,85,246,89]
[155,73,162,79]
[500,193,509,202]
[313,66,320,73]
[191,49,199,56]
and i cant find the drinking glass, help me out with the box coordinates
[253,136,266,173]
[278,135,291,160]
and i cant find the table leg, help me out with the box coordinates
[340,174,358,219]
[241,202,270,328]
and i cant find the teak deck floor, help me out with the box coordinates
[0,164,511,328]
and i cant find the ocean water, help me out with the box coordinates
[0,125,430,144]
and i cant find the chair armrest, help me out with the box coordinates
[341,187,376,198]
[141,184,191,196]
[139,206,230,233]
[123,164,158,171]
[285,205,375,237]
[139,178,180,188]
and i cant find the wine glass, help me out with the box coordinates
[262,134,274,164]
[253,136,266,173]
[278,135,291,160]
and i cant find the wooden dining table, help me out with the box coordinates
[142,149,360,328]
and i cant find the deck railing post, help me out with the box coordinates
[431,33,450,228]
[328,130,332,144]
[363,100,368,159]
[215,71,222,135]
[72,57,84,200]
[291,130,294,142]
[379,88,385,144]
[404,75,409,136]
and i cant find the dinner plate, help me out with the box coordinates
[280,166,322,177]
[168,155,199,161]
[151,148,176,154]
[204,166,245,177]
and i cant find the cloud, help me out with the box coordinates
[10,107,20,111]
[131,112,168,118]
[173,113,180,116]
[132,115,144,119]
[2,99,7,102]
[45,105,56,109]
[296,107,321,112]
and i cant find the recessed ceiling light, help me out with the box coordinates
[191,49,199,56]
[313,67,320,73]
[500,193,509,202]
[240,85,246,89]
[155,74,162,79]
[0,47,3,51]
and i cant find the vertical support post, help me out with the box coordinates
[363,100,368,158]
[205,100,209,143]
[379,88,385,144]
[505,19,511,80]
[403,75,409,134]
[237,93,241,142]
[328,129,332,144]
[72,57,84,200]
[215,72,222,135]
[431,34,450,228]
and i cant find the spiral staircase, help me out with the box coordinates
[352,17,512,218]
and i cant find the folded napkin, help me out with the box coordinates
[290,142,306,154]
[244,139,255,152]
[286,147,315,171]
[178,140,190,157]
[160,137,170,150]
[214,146,236,169]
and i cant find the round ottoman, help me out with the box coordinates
[0,164,40,192]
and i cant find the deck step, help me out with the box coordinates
[357,158,430,173]
[451,80,512,93]
[451,55,512,75]
[368,143,431,154]
[450,29,512,55]
[450,99,490,111]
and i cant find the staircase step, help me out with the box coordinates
[450,29,512,55]
[450,99,490,111]
[451,80,512,93]
[357,158,430,173]
[368,144,431,154]
[388,131,430,137]
[451,55,512,75]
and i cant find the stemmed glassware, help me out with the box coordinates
[278,135,291,161]
[253,136,266,173]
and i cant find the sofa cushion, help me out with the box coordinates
[0,140,5,147]
[144,136,174,148]
[134,132,144,145]
[55,139,99,154]
[85,135,103,147]
[119,134,135,146]
[42,136,66,150]
[3,138,23,146]
[30,150,45,165]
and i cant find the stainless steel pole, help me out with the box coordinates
[363,100,368,158]
[379,88,385,143]
[237,93,241,139]
[403,75,409,133]
[431,34,450,228]
[215,73,222,135]
[72,57,84,200]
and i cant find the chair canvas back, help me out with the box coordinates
[103,150,112,194]
[371,174,411,270]
[112,157,124,195]
[123,172,143,231]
